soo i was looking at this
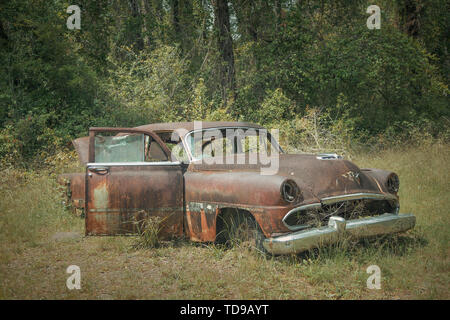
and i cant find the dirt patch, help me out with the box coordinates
[51,232,83,242]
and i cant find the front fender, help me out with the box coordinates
[184,171,294,239]
[361,168,398,196]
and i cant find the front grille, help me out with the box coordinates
[284,199,397,229]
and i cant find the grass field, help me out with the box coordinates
[0,142,448,299]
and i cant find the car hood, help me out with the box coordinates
[189,153,385,202]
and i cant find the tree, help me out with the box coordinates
[397,0,424,38]
[212,0,236,109]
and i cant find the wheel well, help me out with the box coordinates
[215,208,258,243]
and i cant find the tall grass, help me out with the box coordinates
[0,168,81,262]
[133,215,166,249]
[0,140,448,299]
[287,140,450,298]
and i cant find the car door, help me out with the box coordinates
[85,127,183,238]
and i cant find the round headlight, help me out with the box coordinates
[387,173,400,193]
[281,180,301,203]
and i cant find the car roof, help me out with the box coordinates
[135,121,264,133]
[73,121,265,164]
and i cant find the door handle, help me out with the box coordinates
[88,166,109,175]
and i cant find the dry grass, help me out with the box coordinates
[0,142,448,299]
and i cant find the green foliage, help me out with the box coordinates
[235,7,448,138]
[186,77,234,121]
[0,0,104,164]
[188,78,211,120]
[105,45,192,126]
[257,88,294,125]
[0,0,448,165]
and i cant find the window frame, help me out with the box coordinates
[88,127,174,164]
[183,126,284,162]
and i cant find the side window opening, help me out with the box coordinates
[171,142,189,162]
[155,131,189,162]
[93,132,169,163]
[145,137,168,162]
[95,133,145,162]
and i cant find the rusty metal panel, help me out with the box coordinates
[135,121,264,133]
[184,171,294,239]
[183,153,399,238]
[72,137,90,165]
[184,203,219,241]
[188,153,386,200]
[85,127,182,237]
[57,172,86,215]
[86,164,183,237]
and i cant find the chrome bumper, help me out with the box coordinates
[263,213,416,255]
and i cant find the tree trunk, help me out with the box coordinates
[140,0,151,48]
[172,0,181,41]
[213,0,236,109]
[398,0,424,38]
[0,20,8,41]
[128,0,144,50]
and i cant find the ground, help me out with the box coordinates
[0,142,448,299]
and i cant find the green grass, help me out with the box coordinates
[0,142,448,299]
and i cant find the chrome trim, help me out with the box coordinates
[88,207,182,213]
[86,161,181,166]
[282,193,399,231]
[320,192,397,204]
[88,165,109,170]
[282,203,322,231]
[264,213,416,255]
[316,153,343,160]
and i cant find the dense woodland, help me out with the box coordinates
[0,0,448,165]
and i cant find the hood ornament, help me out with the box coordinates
[316,153,343,160]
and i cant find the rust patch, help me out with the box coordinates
[185,202,218,241]
[86,163,183,237]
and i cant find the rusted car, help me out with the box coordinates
[58,121,415,254]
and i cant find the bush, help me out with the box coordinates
[105,45,192,126]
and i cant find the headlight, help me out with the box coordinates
[281,180,301,203]
[387,173,400,193]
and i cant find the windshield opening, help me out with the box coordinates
[185,127,282,161]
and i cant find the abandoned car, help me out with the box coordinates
[58,121,415,254]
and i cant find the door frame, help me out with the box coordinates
[85,127,183,236]
[88,127,172,163]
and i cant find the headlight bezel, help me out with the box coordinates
[386,173,400,194]
[281,179,302,203]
